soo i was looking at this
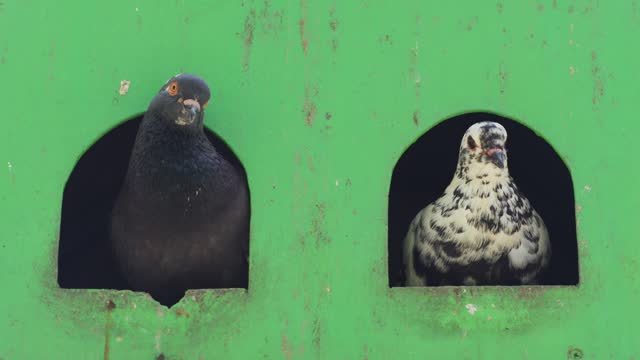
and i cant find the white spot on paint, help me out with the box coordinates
[569,65,575,76]
[335,180,339,186]
[119,80,131,95]
[465,304,478,315]
[7,161,12,170]
[135,7,139,11]
[116,336,123,342]
[584,185,592,192]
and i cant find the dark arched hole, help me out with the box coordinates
[58,115,250,304]
[388,112,579,287]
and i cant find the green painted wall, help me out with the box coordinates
[1,0,638,358]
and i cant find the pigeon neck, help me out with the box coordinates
[135,113,209,151]
[126,114,220,188]
[455,151,509,184]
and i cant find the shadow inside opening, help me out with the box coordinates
[388,112,579,287]
[57,115,250,306]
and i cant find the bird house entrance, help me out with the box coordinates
[388,112,579,287]
[57,114,251,307]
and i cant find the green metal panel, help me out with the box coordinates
[1,0,638,358]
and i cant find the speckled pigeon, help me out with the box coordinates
[110,74,249,305]
[404,121,550,286]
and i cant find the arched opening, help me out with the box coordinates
[58,115,250,305]
[388,112,578,287]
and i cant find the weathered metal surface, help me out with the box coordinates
[1,0,638,358]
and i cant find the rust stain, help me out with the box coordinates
[331,38,338,53]
[466,16,478,31]
[496,2,503,13]
[242,8,257,72]
[303,84,318,126]
[498,64,508,94]
[259,1,285,36]
[567,347,584,359]
[312,317,322,347]
[299,0,309,55]
[281,335,293,360]
[299,19,309,55]
[324,112,332,120]
[311,203,330,246]
[175,307,190,317]
[329,5,338,53]
[552,0,558,9]
[307,156,315,172]
[378,34,392,44]
[568,4,575,13]
[103,300,116,360]
[537,3,544,11]
[412,110,419,126]
[156,354,166,360]
[329,19,337,31]
[260,0,271,19]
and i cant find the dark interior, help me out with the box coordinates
[57,115,249,295]
[388,112,579,287]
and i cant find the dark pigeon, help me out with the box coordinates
[110,74,249,306]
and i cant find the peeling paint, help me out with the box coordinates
[465,303,478,315]
[118,80,131,95]
[591,51,605,106]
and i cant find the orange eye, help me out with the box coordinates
[167,82,179,96]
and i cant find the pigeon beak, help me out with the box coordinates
[485,147,506,169]
[175,99,201,126]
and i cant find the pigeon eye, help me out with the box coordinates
[467,136,478,150]
[167,82,179,96]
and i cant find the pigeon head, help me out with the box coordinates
[148,74,211,128]
[460,121,508,170]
